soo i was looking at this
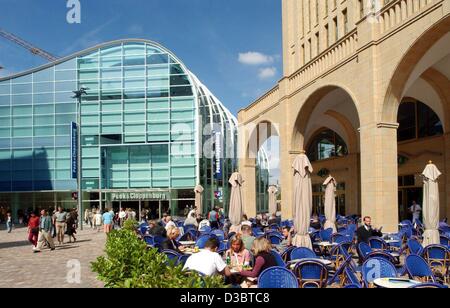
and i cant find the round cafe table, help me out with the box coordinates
[385,240,400,245]
[373,278,421,289]
[180,247,200,255]
[315,242,338,255]
[179,241,196,247]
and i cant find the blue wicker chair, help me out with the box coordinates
[270,249,286,267]
[290,247,317,260]
[405,254,437,283]
[257,266,298,288]
[177,255,190,266]
[162,249,180,265]
[320,228,334,242]
[357,242,372,262]
[293,259,329,288]
[368,237,389,251]
[143,235,154,246]
[361,257,397,288]
[281,246,296,262]
[422,244,450,284]
[344,267,363,288]
[195,235,211,249]
[407,239,423,256]
[267,233,284,245]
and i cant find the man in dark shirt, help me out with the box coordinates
[356,216,383,244]
[147,220,167,237]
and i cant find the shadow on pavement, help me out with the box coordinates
[0,240,30,250]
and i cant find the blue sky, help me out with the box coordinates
[0,0,283,115]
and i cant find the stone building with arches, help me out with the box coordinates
[238,0,450,232]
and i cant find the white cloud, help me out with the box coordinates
[238,51,274,65]
[258,67,277,79]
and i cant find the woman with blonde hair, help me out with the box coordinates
[225,236,251,268]
[161,226,184,252]
[239,237,277,278]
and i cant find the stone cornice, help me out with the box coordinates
[377,122,400,129]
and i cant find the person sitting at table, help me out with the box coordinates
[280,226,293,250]
[240,225,256,251]
[356,216,383,244]
[268,214,278,227]
[184,212,198,227]
[148,220,167,237]
[239,237,277,279]
[225,236,251,268]
[183,238,232,277]
[310,214,321,230]
[198,216,210,230]
[241,214,252,228]
[161,226,184,252]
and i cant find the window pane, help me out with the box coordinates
[170,86,193,97]
[417,102,443,138]
[55,70,77,81]
[34,82,54,93]
[12,83,32,94]
[147,54,169,65]
[397,102,416,142]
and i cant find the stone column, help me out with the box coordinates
[239,157,256,218]
[346,153,361,216]
[360,122,399,233]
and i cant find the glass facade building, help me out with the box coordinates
[0,39,237,218]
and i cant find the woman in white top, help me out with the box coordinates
[198,219,210,230]
[184,213,198,227]
[94,210,103,231]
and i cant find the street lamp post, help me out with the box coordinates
[72,87,88,230]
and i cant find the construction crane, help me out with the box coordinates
[0,28,59,62]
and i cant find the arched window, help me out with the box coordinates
[397,100,443,142]
[307,129,348,162]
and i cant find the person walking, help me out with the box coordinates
[103,208,113,234]
[51,209,57,238]
[34,209,55,253]
[6,212,12,233]
[27,212,40,248]
[93,209,102,231]
[55,207,67,245]
[208,207,219,229]
[118,208,126,227]
[65,211,77,243]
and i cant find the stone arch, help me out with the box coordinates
[382,15,450,125]
[245,119,280,160]
[304,126,351,158]
[291,84,361,152]
[420,68,450,133]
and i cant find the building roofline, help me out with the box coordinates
[0,38,183,82]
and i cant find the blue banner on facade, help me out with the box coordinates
[71,122,78,179]
[214,132,222,179]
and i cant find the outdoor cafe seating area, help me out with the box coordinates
[137,215,450,288]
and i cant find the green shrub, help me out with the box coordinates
[91,229,228,288]
[122,218,139,232]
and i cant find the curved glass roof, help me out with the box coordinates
[0,39,237,192]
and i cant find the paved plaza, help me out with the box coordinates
[0,225,105,288]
